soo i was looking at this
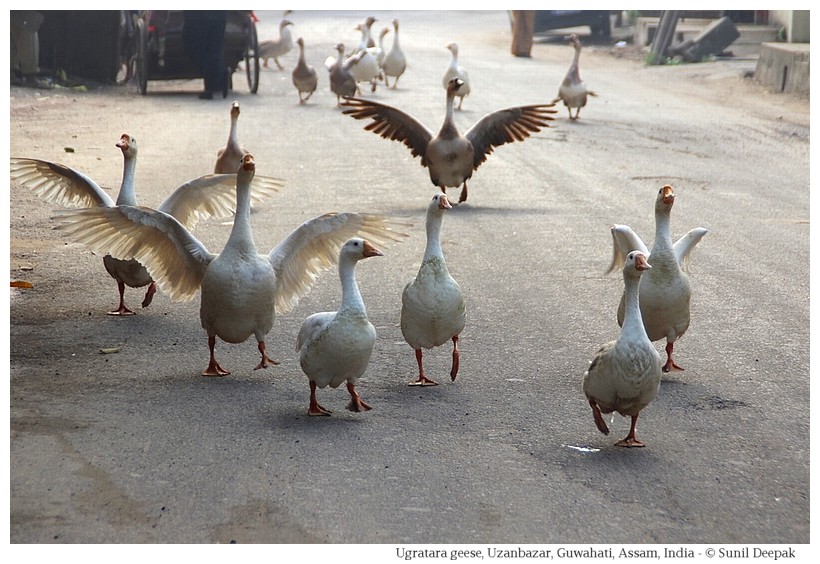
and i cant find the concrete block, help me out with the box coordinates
[754,42,810,93]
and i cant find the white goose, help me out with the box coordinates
[291,36,318,104]
[609,185,708,372]
[400,193,466,386]
[443,42,470,110]
[584,250,662,448]
[214,100,247,174]
[375,26,389,67]
[10,134,282,315]
[296,238,382,415]
[53,153,407,376]
[553,33,597,120]
[341,77,556,203]
[381,18,407,89]
[259,19,294,70]
[350,17,382,93]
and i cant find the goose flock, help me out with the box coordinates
[10,13,709,446]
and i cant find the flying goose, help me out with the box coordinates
[10,134,282,315]
[609,185,708,372]
[296,238,383,415]
[553,33,597,120]
[259,19,294,70]
[400,193,466,386]
[584,250,663,447]
[341,77,557,203]
[442,42,470,110]
[291,36,318,104]
[53,154,407,376]
[381,18,407,88]
[214,101,247,174]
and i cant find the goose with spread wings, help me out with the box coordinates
[341,77,557,203]
[10,134,282,315]
[53,153,408,376]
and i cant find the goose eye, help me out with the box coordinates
[353,241,360,246]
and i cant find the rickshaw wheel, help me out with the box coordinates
[245,19,260,93]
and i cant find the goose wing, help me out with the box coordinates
[673,227,708,271]
[53,205,213,302]
[608,224,650,274]
[268,212,409,315]
[341,97,434,164]
[157,173,283,230]
[10,157,116,208]
[464,104,557,169]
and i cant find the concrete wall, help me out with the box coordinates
[768,10,810,42]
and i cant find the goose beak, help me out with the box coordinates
[362,240,383,258]
[439,194,453,210]
[242,154,255,171]
[661,184,675,205]
[635,253,651,271]
[116,134,129,149]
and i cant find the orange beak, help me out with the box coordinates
[439,194,453,210]
[635,253,652,271]
[662,184,675,205]
[362,240,383,258]
[242,154,255,171]
[116,134,129,150]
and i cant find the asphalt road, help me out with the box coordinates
[8,10,810,550]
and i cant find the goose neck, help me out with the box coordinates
[621,273,647,339]
[116,153,138,206]
[422,211,445,262]
[338,257,366,314]
[225,178,256,251]
[654,207,673,251]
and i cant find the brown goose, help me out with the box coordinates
[341,77,557,203]
[259,19,294,70]
[214,101,246,174]
[553,33,597,120]
[326,43,364,107]
[291,36,318,104]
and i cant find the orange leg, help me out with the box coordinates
[615,414,645,448]
[141,281,157,308]
[202,335,230,377]
[308,381,332,416]
[589,399,610,435]
[458,180,469,203]
[254,341,280,370]
[346,381,371,413]
[663,341,684,372]
[450,335,460,381]
[107,280,136,316]
[408,349,438,386]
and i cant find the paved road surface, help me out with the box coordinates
[9,10,809,551]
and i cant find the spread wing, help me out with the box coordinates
[673,227,708,272]
[608,224,650,274]
[157,173,283,231]
[53,205,214,302]
[10,157,116,208]
[464,103,557,169]
[268,212,410,315]
[341,97,434,164]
